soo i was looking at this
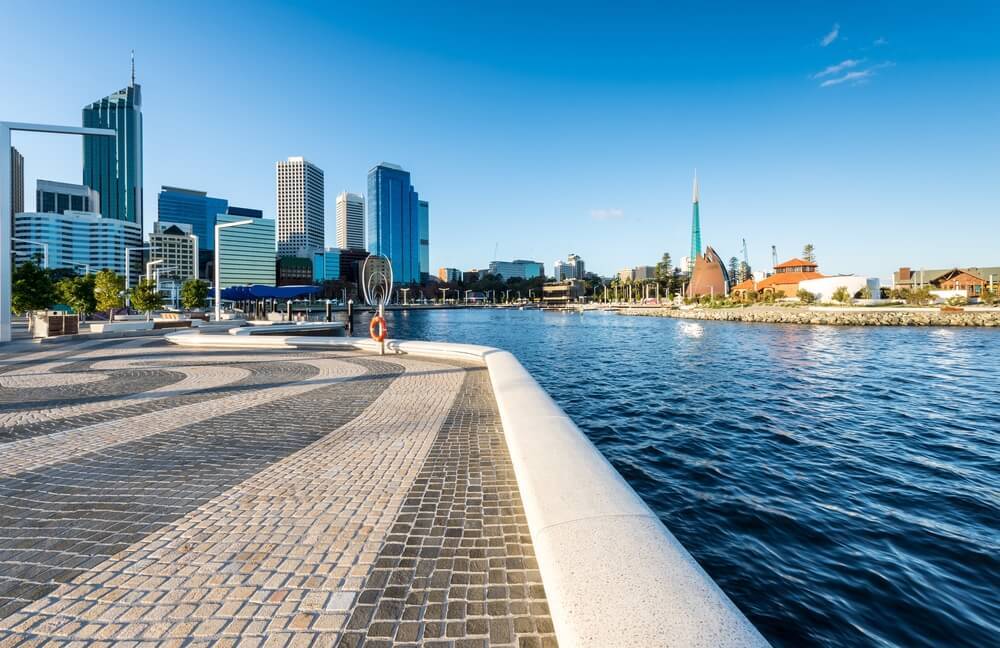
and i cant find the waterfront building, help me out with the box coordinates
[158,187,228,247]
[367,162,420,284]
[553,254,585,281]
[732,257,824,298]
[9,147,23,230]
[686,246,730,298]
[438,267,461,283]
[488,259,544,280]
[216,213,276,288]
[418,200,430,281]
[149,222,198,282]
[36,180,100,215]
[82,76,143,227]
[276,256,313,286]
[14,211,140,274]
[277,157,325,257]
[893,266,1000,300]
[690,172,701,263]
[335,192,365,250]
[312,248,342,282]
[542,279,586,305]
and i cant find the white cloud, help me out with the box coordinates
[819,62,894,87]
[821,23,840,47]
[814,59,863,79]
[591,208,624,221]
[874,37,888,46]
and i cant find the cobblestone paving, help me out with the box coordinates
[0,339,555,646]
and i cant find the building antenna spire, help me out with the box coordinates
[131,49,135,85]
[693,168,699,203]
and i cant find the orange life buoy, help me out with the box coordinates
[369,315,387,342]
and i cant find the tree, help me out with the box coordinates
[130,279,164,320]
[796,288,815,304]
[831,286,851,304]
[180,278,209,310]
[11,260,55,314]
[728,257,739,286]
[55,275,97,320]
[94,270,124,321]
[858,285,873,300]
[802,244,816,264]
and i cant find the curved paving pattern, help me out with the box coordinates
[0,339,554,646]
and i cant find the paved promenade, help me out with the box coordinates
[0,338,557,647]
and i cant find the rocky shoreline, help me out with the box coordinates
[620,306,1000,327]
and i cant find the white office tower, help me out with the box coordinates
[336,192,365,250]
[276,156,324,256]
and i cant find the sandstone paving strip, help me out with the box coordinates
[0,354,466,645]
[0,357,365,478]
[0,352,403,621]
[335,364,558,648]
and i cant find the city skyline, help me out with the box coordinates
[3,2,998,279]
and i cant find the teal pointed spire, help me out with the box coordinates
[690,171,702,263]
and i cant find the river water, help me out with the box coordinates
[375,308,999,647]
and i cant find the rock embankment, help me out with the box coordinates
[621,307,1000,327]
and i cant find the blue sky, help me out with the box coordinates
[3,1,998,279]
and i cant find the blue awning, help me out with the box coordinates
[219,285,322,300]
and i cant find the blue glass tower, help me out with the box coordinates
[157,187,229,250]
[82,80,143,227]
[367,163,420,284]
[690,172,702,263]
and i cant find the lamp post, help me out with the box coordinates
[1,121,115,343]
[400,287,410,306]
[73,263,90,275]
[439,287,447,304]
[11,237,48,268]
[146,258,164,281]
[124,246,151,309]
[214,219,254,321]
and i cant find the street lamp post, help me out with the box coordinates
[214,219,254,321]
[400,287,410,306]
[11,238,49,268]
[124,246,151,310]
[439,287,447,304]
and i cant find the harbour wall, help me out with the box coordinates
[621,306,1000,327]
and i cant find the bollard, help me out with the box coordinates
[346,300,354,336]
[285,301,292,321]
[325,300,332,322]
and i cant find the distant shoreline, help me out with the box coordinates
[618,305,1000,327]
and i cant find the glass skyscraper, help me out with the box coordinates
[216,213,276,288]
[157,186,229,251]
[367,163,420,285]
[418,200,429,281]
[82,82,143,227]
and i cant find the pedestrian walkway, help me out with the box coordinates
[0,338,557,647]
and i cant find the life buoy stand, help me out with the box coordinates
[369,315,387,342]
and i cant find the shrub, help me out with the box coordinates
[831,286,851,304]
[796,288,815,304]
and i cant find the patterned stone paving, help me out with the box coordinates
[0,337,555,646]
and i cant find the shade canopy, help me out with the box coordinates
[219,284,322,300]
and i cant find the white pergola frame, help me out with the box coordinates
[1,121,116,342]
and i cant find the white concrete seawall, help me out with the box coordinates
[166,329,770,647]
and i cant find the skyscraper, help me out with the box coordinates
[690,171,701,264]
[366,162,420,284]
[336,191,364,250]
[82,71,143,227]
[276,157,324,256]
[418,200,429,281]
[9,147,23,229]
[216,212,276,287]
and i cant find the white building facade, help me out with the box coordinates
[14,211,141,274]
[276,156,324,256]
[149,222,198,282]
[335,191,364,250]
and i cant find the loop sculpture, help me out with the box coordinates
[361,255,393,354]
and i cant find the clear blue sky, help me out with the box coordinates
[4,1,998,279]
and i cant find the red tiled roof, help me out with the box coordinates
[756,271,825,288]
[731,279,756,292]
[774,258,817,270]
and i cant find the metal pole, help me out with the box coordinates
[0,124,10,341]
[214,225,221,321]
[346,299,353,335]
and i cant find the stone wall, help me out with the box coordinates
[621,306,1000,327]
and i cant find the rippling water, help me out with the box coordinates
[375,308,1000,647]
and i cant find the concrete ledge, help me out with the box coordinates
[165,329,768,647]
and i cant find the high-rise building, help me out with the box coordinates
[554,254,585,281]
[14,211,141,274]
[367,162,420,284]
[418,200,429,281]
[690,172,701,264]
[216,213,276,288]
[9,147,23,229]
[149,222,198,282]
[634,265,656,280]
[82,76,142,227]
[438,267,461,283]
[276,156,324,257]
[488,259,544,280]
[335,192,364,250]
[312,248,342,282]
[36,180,100,215]
[157,187,228,249]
